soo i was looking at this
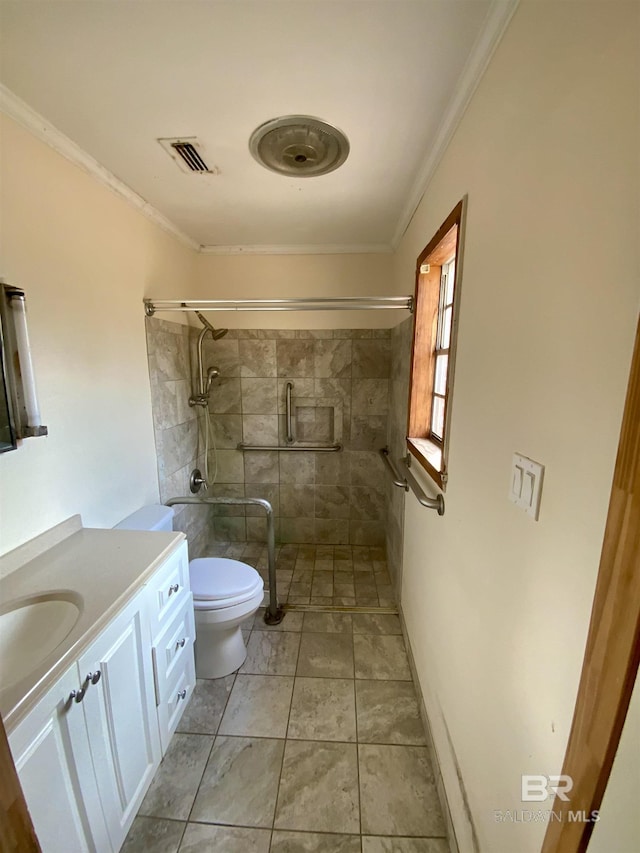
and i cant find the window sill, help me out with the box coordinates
[407,437,446,490]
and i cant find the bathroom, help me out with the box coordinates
[1,2,639,852]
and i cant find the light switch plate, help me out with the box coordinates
[509,453,544,520]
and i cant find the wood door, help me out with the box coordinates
[0,712,39,853]
[542,316,640,853]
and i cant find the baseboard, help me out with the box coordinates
[399,604,460,853]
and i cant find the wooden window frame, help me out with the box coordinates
[406,199,466,490]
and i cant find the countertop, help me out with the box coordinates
[0,524,185,730]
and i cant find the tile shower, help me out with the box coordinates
[146,316,413,598]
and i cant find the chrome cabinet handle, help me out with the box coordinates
[87,670,101,685]
[69,687,85,704]
[176,638,186,649]
[177,688,187,701]
[168,583,179,596]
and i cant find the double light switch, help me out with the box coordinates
[509,453,544,520]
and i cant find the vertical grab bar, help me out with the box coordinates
[164,495,284,624]
[285,381,294,444]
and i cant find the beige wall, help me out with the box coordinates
[189,252,400,330]
[395,2,640,852]
[0,115,196,555]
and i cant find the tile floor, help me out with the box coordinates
[123,609,450,853]
[206,542,395,608]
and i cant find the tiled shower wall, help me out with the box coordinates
[146,319,392,549]
[202,328,391,547]
[385,315,414,591]
[146,318,214,559]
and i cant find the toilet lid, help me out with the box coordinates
[189,558,262,602]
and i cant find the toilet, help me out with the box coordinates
[114,505,264,678]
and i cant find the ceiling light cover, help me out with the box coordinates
[249,115,349,177]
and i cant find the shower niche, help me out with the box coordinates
[289,394,343,446]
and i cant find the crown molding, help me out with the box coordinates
[391,0,520,248]
[198,243,392,256]
[0,84,199,252]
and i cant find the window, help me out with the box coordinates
[407,199,465,489]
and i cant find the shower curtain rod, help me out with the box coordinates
[144,296,413,316]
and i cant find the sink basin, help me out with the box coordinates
[0,592,82,689]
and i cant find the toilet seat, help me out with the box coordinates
[189,558,263,610]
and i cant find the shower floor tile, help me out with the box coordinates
[213,542,395,609]
[123,601,450,853]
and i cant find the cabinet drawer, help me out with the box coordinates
[152,595,195,703]
[157,655,195,754]
[147,541,189,633]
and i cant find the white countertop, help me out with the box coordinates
[0,524,185,730]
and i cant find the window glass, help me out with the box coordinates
[431,396,445,440]
[445,259,456,304]
[434,354,448,396]
[441,306,452,349]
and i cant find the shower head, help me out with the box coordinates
[205,365,220,394]
[195,311,228,340]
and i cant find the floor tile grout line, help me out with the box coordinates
[175,816,448,841]
[180,730,428,749]
[184,668,238,825]
[174,815,189,852]
[351,616,363,841]
[270,613,304,836]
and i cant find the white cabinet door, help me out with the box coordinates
[78,588,161,852]
[9,665,112,853]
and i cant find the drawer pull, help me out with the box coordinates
[177,688,187,701]
[176,638,187,649]
[168,583,180,596]
[87,670,101,685]
[69,687,86,704]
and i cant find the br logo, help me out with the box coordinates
[521,775,573,802]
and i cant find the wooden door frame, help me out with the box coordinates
[0,711,40,852]
[542,315,640,853]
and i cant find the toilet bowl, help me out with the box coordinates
[190,557,264,678]
[114,505,264,678]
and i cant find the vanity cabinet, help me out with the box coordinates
[78,587,161,852]
[9,664,112,853]
[7,538,194,853]
[145,538,195,753]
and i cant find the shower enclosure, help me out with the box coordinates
[145,299,418,611]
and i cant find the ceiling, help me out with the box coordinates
[0,1,507,252]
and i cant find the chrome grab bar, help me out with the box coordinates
[285,381,294,444]
[164,495,284,624]
[379,447,445,516]
[238,442,342,452]
[380,447,408,490]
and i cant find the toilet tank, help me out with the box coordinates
[114,505,175,532]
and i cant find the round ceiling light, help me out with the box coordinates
[249,115,350,178]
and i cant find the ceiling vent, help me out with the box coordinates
[249,116,349,178]
[157,137,219,175]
